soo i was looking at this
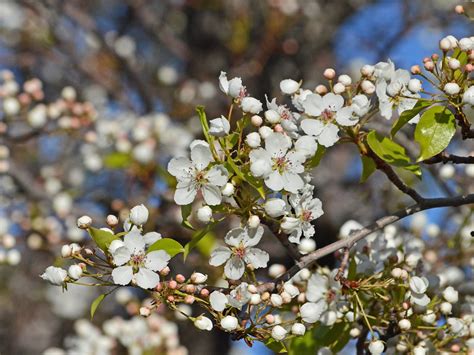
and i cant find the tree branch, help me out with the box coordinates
[423,152,474,164]
[262,217,301,261]
[258,193,474,292]
[367,150,425,203]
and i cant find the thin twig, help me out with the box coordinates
[423,152,474,164]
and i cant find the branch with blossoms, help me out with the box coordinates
[41,32,474,354]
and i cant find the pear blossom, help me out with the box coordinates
[280,79,300,95]
[281,185,324,244]
[209,226,269,280]
[301,93,354,147]
[300,300,327,323]
[220,316,239,331]
[209,291,228,312]
[271,325,287,340]
[167,141,229,205]
[218,71,244,98]
[463,86,474,105]
[41,266,68,285]
[305,270,341,325]
[209,116,230,137]
[194,316,213,331]
[409,276,430,306]
[264,198,287,218]
[129,204,149,226]
[109,230,170,289]
[241,97,263,114]
[228,282,251,309]
[249,132,306,193]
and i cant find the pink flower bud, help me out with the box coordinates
[323,68,336,80]
[175,274,186,283]
[315,84,328,95]
[168,280,178,289]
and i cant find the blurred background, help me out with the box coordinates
[0,0,472,354]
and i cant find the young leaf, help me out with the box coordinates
[103,152,132,169]
[181,204,195,230]
[414,106,456,162]
[183,220,221,259]
[88,227,119,252]
[306,145,326,169]
[265,339,288,353]
[360,155,376,183]
[148,238,184,257]
[391,100,432,137]
[366,131,421,177]
[90,293,106,319]
[196,106,211,143]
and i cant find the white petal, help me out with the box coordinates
[143,232,162,245]
[302,94,323,116]
[265,170,285,192]
[379,100,393,120]
[168,157,193,179]
[202,184,222,206]
[174,181,198,205]
[322,93,344,111]
[317,123,339,147]
[218,71,229,94]
[225,228,245,247]
[112,266,133,285]
[112,246,132,266]
[244,248,269,268]
[209,291,228,312]
[135,267,160,289]
[209,247,232,266]
[243,225,264,247]
[301,119,325,137]
[124,231,146,254]
[191,144,213,170]
[144,250,170,271]
[265,132,290,158]
[294,136,318,159]
[335,106,357,126]
[224,257,245,280]
[282,171,304,193]
[205,165,228,187]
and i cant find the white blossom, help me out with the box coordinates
[220,316,239,331]
[41,266,68,286]
[209,116,230,137]
[129,204,149,226]
[218,72,243,98]
[194,316,213,331]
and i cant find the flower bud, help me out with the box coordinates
[248,215,260,229]
[368,340,384,354]
[70,243,81,254]
[424,61,434,71]
[61,245,72,258]
[411,65,421,74]
[361,65,375,76]
[76,215,92,229]
[440,302,452,314]
[220,315,239,331]
[338,74,352,86]
[398,319,411,330]
[250,293,261,305]
[408,79,422,93]
[440,38,452,51]
[448,58,461,70]
[271,325,287,340]
[241,97,263,114]
[280,79,300,95]
[129,204,149,226]
[333,82,346,94]
[245,132,261,148]
[40,266,67,285]
[268,264,286,278]
[264,198,286,218]
[196,206,213,224]
[106,215,119,227]
[271,294,283,307]
[194,316,213,331]
[298,238,316,254]
[323,68,336,80]
[361,80,375,94]
[350,328,361,338]
[221,182,235,197]
[315,84,328,95]
[68,264,83,280]
[258,126,273,139]
[209,116,230,137]
[291,323,306,335]
[265,314,275,324]
[455,5,464,14]
[442,286,459,304]
[251,115,263,127]
[391,267,403,278]
[264,110,281,124]
[444,82,460,95]
[190,272,208,284]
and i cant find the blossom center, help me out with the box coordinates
[234,246,246,259]
[130,252,146,267]
[301,210,312,222]
[321,109,334,123]
[273,156,288,173]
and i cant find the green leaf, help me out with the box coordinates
[90,293,106,319]
[195,232,217,257]
[360,155,376,183]
[226,154,266,199]
[414,106,456,162]
[366,131,421,177]
[148,238,184,257]
[265,339,288,353]
[391,100,432,137]
[196,106,211,143]
[180,204,195,231]
[103,152,132,169]
[306,145,326,169]
[88,227,119,252]
[289,329,317,354]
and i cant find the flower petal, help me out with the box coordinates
[301,119,325,137]
[191,143,213,170]
[209,291,228,312]
[265,170,284,192]
[202,183,222,206]
[112,266,134,286]
[317,123,339,147]
[224,256,245,280]
[168,157,193,179]
[135,267,160,289]
[143,232,162,245]
[174,180,198,205]
[243,225,264,247]
[112,246,132,266]
[225,228,245,247]
[244,248,269,269]
[209,246,232,266]
[144,250,170,271]
[302,94,323,116]
[205,165,228,187]
[124,231,146,254]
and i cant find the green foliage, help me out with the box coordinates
[88,227,120,252]
[183,220,221,259]
[366,131,421,177]
[360,155,376,182]
[90,293,106,319]
[104,152,132,169]
[391,100,432,137]
[147,238,184,257]
[414,106,456,162]
[288,322,351,354]
[180,204,195,230]
[265,339,288,353]
[196,106,211,143]
[306,145,326,169]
